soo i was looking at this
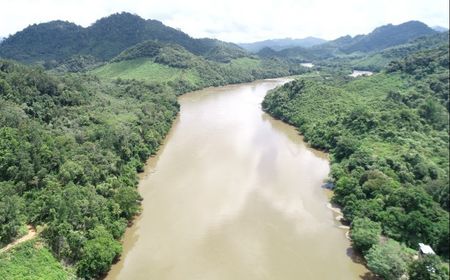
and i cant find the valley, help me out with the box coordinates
[0,10,448,280]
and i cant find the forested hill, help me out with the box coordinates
[263,45,449,278]
[89,40,308,92]
[350,31,449,71]
[0,12,247,64]
[334,20,437,53]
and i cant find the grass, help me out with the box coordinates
[351,53,389,70]
[91,58,200,83]
[0,239,76,280]
[227,57,260,70]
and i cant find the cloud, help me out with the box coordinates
[0,0,448,42]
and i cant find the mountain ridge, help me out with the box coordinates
[0,12,247,64]
[255,20,439,62]
[239,37,327,52]
[339,20,437,53]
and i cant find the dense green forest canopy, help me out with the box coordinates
[0,59,181,278]
[263,45,449,277]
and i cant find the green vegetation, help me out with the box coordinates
[350,217,382,253]
[0,19,308,278]
[1,12,448,280]
[263,45,449,278]
[0,38,307,278]
[0,59,179,278]
[0,239,76,279]
[76,226,122,279]
[409,254,449,280]
[346,32,449,71]
[91,58,196,84]
[366,239,412,280]
[91,41,308,91]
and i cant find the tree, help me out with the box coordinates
[366,239,410,280]
[113,186,141,219]
[419,98,447,129]
[409,255,449,280]
[350,217,382,253]
[333,136,360,162]
[0,182,25,245]
[76,226,122,279]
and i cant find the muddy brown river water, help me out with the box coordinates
[106,79,369,280]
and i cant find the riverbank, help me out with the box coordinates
[262,55,450,278]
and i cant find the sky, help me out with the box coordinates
[0,0,448,43]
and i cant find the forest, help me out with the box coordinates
[0,60,180,278]
[263,45,449,279]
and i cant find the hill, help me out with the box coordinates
[350,31,449,71]
[0,12,248,64]
[90,40,308,91]
[239,37,327,52]
[338,21,437,53]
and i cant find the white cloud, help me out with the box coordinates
[0,0,448,42]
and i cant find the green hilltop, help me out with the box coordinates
[91,40,307,91]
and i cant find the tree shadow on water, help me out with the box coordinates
[346,247,381,280]
[346,247,365,264]
[359,272,381,280]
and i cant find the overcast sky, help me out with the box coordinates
[0,0,448,42]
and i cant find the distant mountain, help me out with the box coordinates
[336,20,437,53]
[0,12,248,64]
[351,31,449,71]
[432,26,449,32]
[239,37,327,52]
[259,20,438,61]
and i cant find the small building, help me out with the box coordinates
[418,243,435,256]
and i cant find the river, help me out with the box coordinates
[106,78,370,280]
